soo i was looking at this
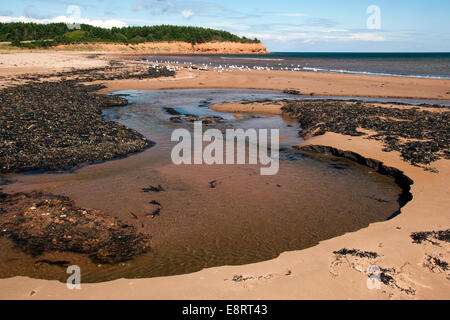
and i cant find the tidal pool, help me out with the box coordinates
[0,90,405,283]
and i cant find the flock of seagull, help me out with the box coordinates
[148,59,313,73]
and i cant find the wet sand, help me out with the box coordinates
[0,52,449,299]
[98,55,450,101]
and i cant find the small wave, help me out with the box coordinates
[302,67,328,72]
[302,67,450,80]
[220,57,285,61]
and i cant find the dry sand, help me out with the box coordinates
[0,52,448,299]
[0,52,109,77]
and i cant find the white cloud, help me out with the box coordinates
[278,13,309,17]
[0,15,127,29]
[181,9,194,19]
[348,33,385,41]
[237,32,311,42]
[324,29,349,33]
[238,31,385,43]
[324,33,385,42]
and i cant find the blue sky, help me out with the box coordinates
[1,0,449,52]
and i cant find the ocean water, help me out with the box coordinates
[145,52,450,79]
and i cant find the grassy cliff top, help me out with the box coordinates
[0,23,260,48]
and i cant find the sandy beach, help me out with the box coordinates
[0,52,448,299]
[100,62,450,101]
[1,51,449,100]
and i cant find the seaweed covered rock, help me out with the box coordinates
[0,81,152,173]
[0,191,151,263]
[282,100,450,165]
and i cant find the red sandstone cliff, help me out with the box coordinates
[54,41,269,54]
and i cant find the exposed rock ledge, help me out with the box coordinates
[296,145,414,211]
[54,41,269,54]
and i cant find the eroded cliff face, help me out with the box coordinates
[193,41,268,54]
[54,41,269,54]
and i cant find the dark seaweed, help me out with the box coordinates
[282,100,450,166]
[410,229,450,245]
[333,248,379,259]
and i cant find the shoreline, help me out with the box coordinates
[0,52,448,299]
[104,83,450,102]
[1,52,450,101]
[98,58,450,101]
